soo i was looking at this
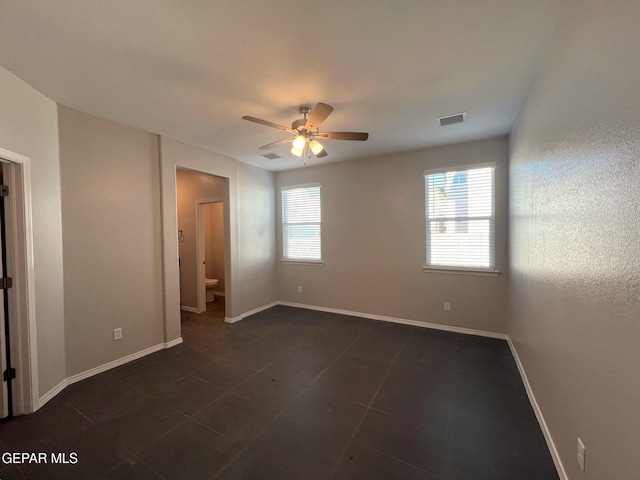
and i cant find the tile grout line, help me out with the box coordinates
[55,392,186,480]
[119,313,297,409]
[186,317,340,425]
[207,379,308,478]
[211,320,366,480]
[306,329,369,389]
[327,328,413,478]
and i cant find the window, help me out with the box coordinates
[424,164,496,273]
[281,184,322,262]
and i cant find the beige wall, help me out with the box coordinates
[276,137,509,334]
[58,106,164,376]
[0,66,66,399]
[160,137,277,336]
[176,169,226,308]
[236,161,278,313]
[509,1,640,479]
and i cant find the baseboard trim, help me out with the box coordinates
[507,338,567,480]
[35,338,183,411]
[276,301,508,340]
[180,305,199,313]
[224,301,279,324]
[37,379,68,409]
[164,337,184,348]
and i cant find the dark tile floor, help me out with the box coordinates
[0,299,559,479]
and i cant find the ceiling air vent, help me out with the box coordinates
[437,112,466,127]
[262,153,281,160]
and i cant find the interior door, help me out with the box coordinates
[0,162,13,419]
[0,252,7,419]
[0,166,9,419]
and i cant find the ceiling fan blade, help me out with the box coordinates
[242,116,297,134]
[316,132,369,141]
[258,137,293,150]
[315,148,328,158]
[305,103,334,131]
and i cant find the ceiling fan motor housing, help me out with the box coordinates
[292,106,312,131]
[292,118,307,131]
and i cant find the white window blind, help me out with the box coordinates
[282,184,322,261]
[425,164,495,270]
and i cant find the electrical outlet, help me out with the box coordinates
[577,437,585,471]
[297,286,303,293]
[113,328,123,341]
[444,302,451,311]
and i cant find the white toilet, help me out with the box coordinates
[205,278,219,302]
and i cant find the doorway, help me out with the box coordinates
[175,169,230,317]
[196,199,225,313]
[0,150,36,418]
[0,161,10,419]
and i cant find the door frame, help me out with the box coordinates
[195,197,224,313]
[160,137,240,344]
[0,147,37,415]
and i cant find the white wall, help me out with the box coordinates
[58,106,164,376]
[276,137,510,334]
[0,66,66,399]
[509,1,640,478]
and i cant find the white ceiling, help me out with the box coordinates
[0,0,562,171]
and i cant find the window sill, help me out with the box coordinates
[281,259,324,266]
[422,266,501,277]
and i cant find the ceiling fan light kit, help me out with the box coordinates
[291,145,304,157]
[292,135,306,150]
[309,140,323,155]
[242,102,369,166]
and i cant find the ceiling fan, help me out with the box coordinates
[242,103,369,164]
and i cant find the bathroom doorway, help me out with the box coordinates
[196,199,225,313]
[175,169,229,316]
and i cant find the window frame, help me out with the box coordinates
[423,163,500,276]
[280,182,323,265]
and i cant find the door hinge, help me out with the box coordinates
[0,277,12,289]
[3,368,15,382]
[0,185,8,197]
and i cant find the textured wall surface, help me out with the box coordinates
[276,137,510,334]
[58,106,164,377]
[0,66,66,398]
[509,1,640,478]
